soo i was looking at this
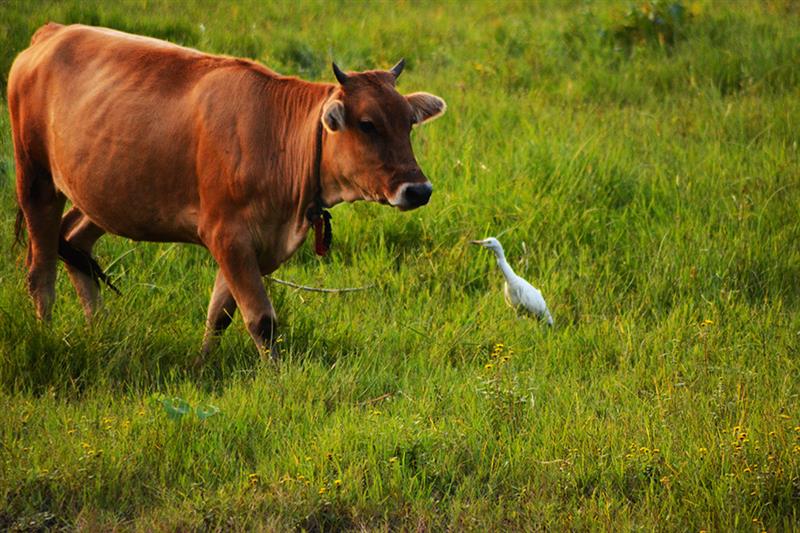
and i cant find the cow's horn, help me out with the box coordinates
[332,62,348,85]
[390,58,405,79]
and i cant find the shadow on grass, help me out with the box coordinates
[0,289,367,398]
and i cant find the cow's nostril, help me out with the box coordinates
[402,182,433,208]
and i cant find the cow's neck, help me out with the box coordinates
[267,81,335,264]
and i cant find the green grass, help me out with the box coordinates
[1,0,799,530]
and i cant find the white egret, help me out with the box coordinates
[471,237,553,325]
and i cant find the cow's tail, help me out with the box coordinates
[13,208,25,249]
[13,207,120,295]
[57,238,121,295]
[30,22,64,46]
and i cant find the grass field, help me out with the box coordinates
[1,0,799,530]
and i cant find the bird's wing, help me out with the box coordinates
[516,277,549,316]
[506,278,529,309]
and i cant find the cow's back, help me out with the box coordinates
[8,24,277,243]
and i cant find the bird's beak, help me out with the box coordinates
[469,240,484,246]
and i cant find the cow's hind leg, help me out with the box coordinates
[200,269,238,357]
[60,207,106,318]
[16,162,65,321]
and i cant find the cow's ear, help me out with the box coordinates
[406,92,446,126]
[322,99,346,133]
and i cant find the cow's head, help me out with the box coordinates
[319,59,446,211]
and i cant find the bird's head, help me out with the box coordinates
[470,237,504,254]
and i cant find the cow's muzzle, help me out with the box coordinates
[391,182,433,210]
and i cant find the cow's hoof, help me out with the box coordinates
[191,353,206,371]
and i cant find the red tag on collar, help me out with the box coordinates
[308,204,332,256]
[313,217,328,256]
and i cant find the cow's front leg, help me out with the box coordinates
[200,269,238,357]
[204,230,279,360]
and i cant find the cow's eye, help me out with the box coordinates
[358,120,376,135]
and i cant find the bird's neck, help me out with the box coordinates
[494,251,516,280]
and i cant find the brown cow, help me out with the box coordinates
[8,23,446,358]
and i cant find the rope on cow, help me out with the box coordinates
[266,277,374,293]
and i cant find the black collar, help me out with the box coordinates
[305,120,332,255]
